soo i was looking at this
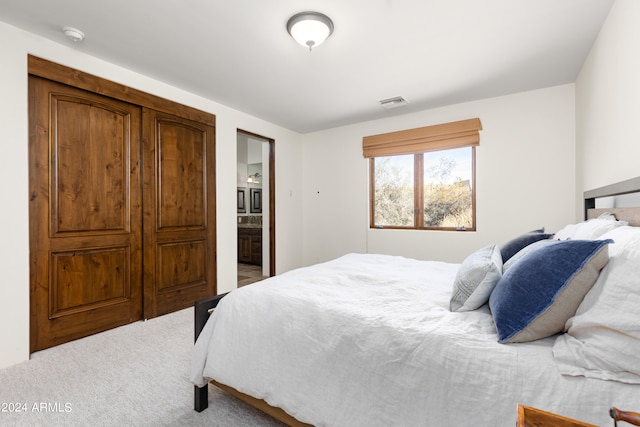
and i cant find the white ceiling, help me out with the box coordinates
[0,0,614,133]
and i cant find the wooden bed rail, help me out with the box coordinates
[194,292,229,412]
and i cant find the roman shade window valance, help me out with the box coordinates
[362,117,482,158]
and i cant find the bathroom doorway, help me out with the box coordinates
[236,130,275,286]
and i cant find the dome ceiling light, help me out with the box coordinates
[286,11,334,51]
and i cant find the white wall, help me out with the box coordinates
[576,0,640,194]
[302,85,577,264]
[0,21,304,369]
[3,0,636,370]
[299,0,640,268]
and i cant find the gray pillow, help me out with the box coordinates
[450,244,503,312]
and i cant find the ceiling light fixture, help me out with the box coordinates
[286,11,334,51]
[63,27,85,42]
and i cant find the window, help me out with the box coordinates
[363,118,481,231]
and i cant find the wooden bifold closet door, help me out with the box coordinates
[29,69,216,352]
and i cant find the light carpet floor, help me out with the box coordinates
[0,308,284,427]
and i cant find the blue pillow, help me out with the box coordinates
[489,239,612,343]
[502,239,561,272]
[499,228,554,263]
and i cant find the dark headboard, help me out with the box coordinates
[584,176,640,226]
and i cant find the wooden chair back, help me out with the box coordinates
[610,408,640,426]
[517,405,596,427]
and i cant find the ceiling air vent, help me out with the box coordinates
[379,96,408,109]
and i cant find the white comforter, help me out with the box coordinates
[191,253,638,426]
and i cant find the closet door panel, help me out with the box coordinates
[143,109,216,318]
[52,98,129,233]
[156,240,206,291]
[156,122,207,229]
[29,76,143,351]
[50,247,130,317]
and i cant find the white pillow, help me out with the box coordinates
[450,244,502,312]
[599,225,640,257]
[552,226,640,384]
[554,212,627,240]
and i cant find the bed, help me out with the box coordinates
[191,177,640,426]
